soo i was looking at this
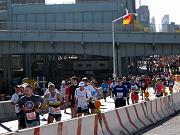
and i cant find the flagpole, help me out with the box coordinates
[112,21,116,79]
[112,12,137,79]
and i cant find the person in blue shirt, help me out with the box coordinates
[101,80,109,102]
[122,77,131,105]
[113,77,128,108]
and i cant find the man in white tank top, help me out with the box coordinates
[43,83,64,123]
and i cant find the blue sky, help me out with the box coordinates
[45,0,180,24]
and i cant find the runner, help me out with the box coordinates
[154,78,164,97]
[101,80,109,102]
[64,81,71,113]
[60,80,66,98]
[108,78,113,97]
[75,81,92,117]
[69,76,79,118]
[130,76,140,104]
[44,83,64,123]
[33,82,44,96]
[60,80,66,112]
[122,77,131,105]
[139,75,149,100]
[18,84,43,128]
[89,81,98,114]
[167,75,174,94]
[11,85,21,129]
[44,82,59,95]
[18,84,27,129]
[112,77,128,108]
[82,77,94,95]
[110,79,116,98]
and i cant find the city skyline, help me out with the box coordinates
[45,0,180,25]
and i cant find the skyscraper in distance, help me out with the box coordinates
[161,15,169,32]
[136,5,150,28]
[150,16,156,32]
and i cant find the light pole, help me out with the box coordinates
[112,11,137,79]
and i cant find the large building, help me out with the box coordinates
[168,22,180,32]
[161,14,169,32]
[0,0,45,10]
[136,5,150,30]
[150,16,156,32]
[0,0,136,93]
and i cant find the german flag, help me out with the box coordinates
[123,13,132,25]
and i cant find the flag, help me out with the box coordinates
[123,13,132,25]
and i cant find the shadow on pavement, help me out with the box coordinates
[0,123,12,132]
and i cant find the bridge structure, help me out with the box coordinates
[0,0,180,91]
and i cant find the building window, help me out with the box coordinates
[87,64,91,67]
[78,64,82,67]
[100,63,105,67]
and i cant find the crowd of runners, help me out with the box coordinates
[10,71,178,130]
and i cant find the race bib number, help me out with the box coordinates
[52,107,61,113]
[117,92,123,98]
[26,112,36,120]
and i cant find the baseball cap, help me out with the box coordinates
[78,81,84,87]
[62,80,66,84]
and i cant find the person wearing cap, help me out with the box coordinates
[75,81,92,117]
[112,77,128,108]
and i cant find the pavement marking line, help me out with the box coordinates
[94,115,98,135]
[133,105,147,127]
[77,118,82,135]
[125,107,139,130]
[141,103,153,124]
[0,123,12,132]
[101,113,114,135]
[115,109,130,134]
